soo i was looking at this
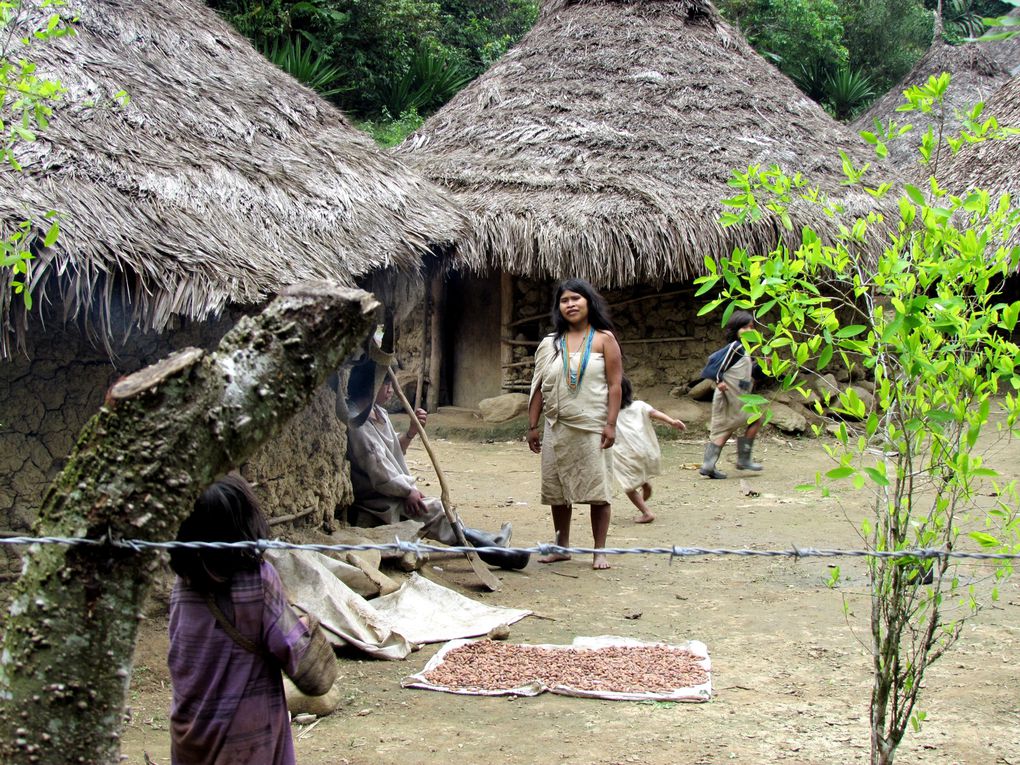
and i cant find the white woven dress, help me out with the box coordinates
[613,400,661,493]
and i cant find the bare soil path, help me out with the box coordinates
[122,412,1020,765]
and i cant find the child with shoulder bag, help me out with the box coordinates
[699,310,765,479]
[168,474,337,765]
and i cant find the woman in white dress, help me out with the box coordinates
[527,278,623,570]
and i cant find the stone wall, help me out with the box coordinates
[1,311,353,575]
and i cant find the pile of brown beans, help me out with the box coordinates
[422,641,709,693]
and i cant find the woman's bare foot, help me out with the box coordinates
[592,553,610,569]
[634,511,655,524]
[642,483,652,501]
[539,552,572,564]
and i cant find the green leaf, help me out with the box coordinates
[863,467,889,486]
[904,184,926,205]
[826,466,855,479]
[42,220,59,247]
[969,531,1000,549]
[817,344,833,371]
[835,325,866,338]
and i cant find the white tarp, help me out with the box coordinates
[374,573,532,645]
[402,635,712,702]
[268,550,532,661]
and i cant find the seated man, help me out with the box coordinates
[345,357,529,570]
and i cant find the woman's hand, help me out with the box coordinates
[716,381,728,393]
[601,423,616,449]
[527,427,542,454]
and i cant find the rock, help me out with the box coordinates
[669,383,690,398]
[486,623,511,640]
[855,379,876,393]
[767,402,808,434]
[285,677,343,718]
[662,399,708,426]
[688,379,716,402]
[478,393,529,423]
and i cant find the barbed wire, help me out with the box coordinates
[0,534,1018,561]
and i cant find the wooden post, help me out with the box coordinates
[500,272,514,393]
[426,272,443,412]
[414,281,430,408]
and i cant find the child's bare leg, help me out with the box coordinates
[626,488,655,524]
[590,503,611,569]
[540,504,572,563]
[642,482,652,501]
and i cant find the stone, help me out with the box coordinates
[669,383,690,398]
[478,393,529,423]
[688,379,716,402]
[767,402,808,434]
[811,374,841,405]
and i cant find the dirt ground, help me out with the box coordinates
[121,397,1020,765]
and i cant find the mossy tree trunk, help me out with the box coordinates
[0,282,378,765]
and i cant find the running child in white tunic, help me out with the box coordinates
[614,376,686,523]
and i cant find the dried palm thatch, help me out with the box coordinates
[0,0,466,359]
[942,75,1020,249]
[397,0,890,288]
[852,40,1011,179]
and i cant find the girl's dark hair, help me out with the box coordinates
[725,310,755,342]
[551,278,616,346]
[620,374,633,409]
[169,474,269,590]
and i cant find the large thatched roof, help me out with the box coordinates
[0,0,465,358]
[852,40,1011,177]
[397,0,889,288]
[942,75,1020,249]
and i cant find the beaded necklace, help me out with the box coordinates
[560,326,595,393]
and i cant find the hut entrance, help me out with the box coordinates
[442,271,504,407]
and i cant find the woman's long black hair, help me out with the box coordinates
[170,474,269,591]
[550,278,616,351]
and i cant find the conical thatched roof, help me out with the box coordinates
[942,75,1020,249]
[397,0,889,288]
[852,40,1011,177]
[0,0,465,358]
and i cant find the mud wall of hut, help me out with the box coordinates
[0,311,353,575]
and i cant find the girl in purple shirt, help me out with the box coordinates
[168,475,322,765]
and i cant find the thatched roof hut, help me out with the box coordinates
[0,0,465,359]
[942,74,1020,249]
[0,0,466,551]
[397,0,887,288]
[852,40,1012,177]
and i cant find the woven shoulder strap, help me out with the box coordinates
[203,591,272,660]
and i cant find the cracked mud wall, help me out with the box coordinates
[0,313,353,574]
